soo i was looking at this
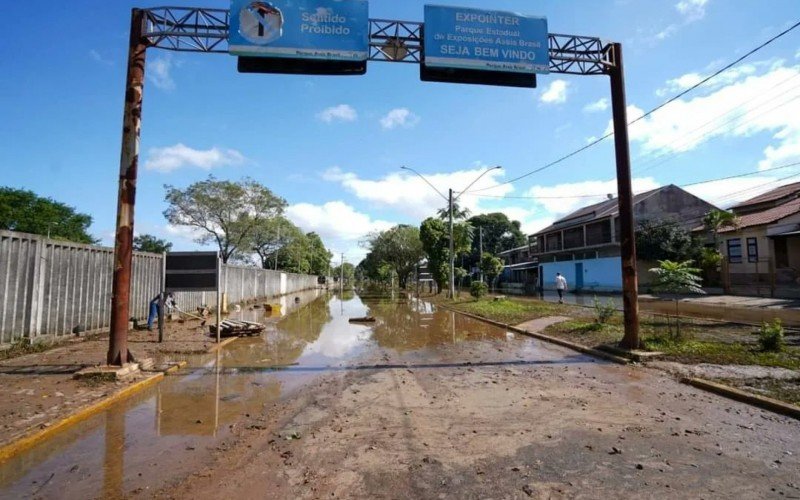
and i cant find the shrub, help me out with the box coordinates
[759,319,784,352]
[593,296,616,324]
[470,281,488,299]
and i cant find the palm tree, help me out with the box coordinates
[437,201,470,221]
[702,209,740,250]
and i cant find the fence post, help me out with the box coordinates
[26,236,46,340]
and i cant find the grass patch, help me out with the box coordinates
[546,319,623,347]
[447,297,574,326]
[0,339,62,361]
[717,378,800,407]
[644,337,800,370]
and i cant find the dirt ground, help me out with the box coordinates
[152,334,800,499]
[0,318,217,446]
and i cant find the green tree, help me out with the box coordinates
[419,217,450,292]
[305,232,333,276]
[163,176,286,263]
[468,213,526,255]
[247,216,302,269]
[635,220,700,262]
[480,253,504,283]
[332,262,356,284]
[365,225,425,288]
[133,234,172,254]
[0,187,96,243]
[703,209,740,250]
[649,260,705,295]
[276,232,311,273]
[358,252,393,286]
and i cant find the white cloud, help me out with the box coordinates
[654,0,710,40]
[539,80,570,104]
[89,49,113,66]
[144,143,246,173]
[317,104,358,123]
[583,98,609,113]
[323,165,513,221]
[676,0,709,22]
[147,54,176,91]
[656,64,758,96]
[286,201,395,263]
[524,178,662,219]
[379,108,420,130]
[608,61,800,170]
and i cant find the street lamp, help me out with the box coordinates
[401,165,502,299]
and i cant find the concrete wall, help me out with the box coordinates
[539,257,622,292]
[0,230,320,345]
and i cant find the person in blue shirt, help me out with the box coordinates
[147,293,176,331]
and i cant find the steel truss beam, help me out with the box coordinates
[141,7,614,74]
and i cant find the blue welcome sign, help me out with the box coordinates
[424,5,549,74]
[229,0,369,61]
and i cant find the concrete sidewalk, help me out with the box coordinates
[505,290,800,327]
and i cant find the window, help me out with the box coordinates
[727,238,742,264]
[545,232,562,252]
[586,220,612,246]
[747,237,758,263]
[563,227,585,249]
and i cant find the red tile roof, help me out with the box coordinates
[720,197,800,232]
[733,181,800,208]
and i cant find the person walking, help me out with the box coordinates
[555,272,568,304]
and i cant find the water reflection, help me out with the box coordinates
[368,296,510,352]
[0,291,536,499]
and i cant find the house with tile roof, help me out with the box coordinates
[719,181,800,296]
[528,184,717,292]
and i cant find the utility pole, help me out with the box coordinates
[479,226,484,284]
[608,42,641,350]
[448,188,455,299]
[108,9,146,366]
[340,253,344,295]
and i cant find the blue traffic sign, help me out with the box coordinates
[229,0,369,61]
[424,5,549,74]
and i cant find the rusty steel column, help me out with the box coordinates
[108,9,147,366]
[608,42,641,349]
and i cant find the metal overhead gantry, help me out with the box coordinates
[108,6,639,365]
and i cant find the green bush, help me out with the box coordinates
[470,281,489,299]
[593,296,616,324]
[759,319,785,352]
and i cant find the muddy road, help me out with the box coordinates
[1,293,798,499]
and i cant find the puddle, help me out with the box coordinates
[0,292,547,499]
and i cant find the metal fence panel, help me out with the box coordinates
[0,230,321,345]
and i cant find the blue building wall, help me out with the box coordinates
[540,257,622,292]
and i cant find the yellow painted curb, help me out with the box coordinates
[165,360,188,374]
[681,377,800,420]
[0,372,166,464]
[439,304,630,365]
[207,336,238,353]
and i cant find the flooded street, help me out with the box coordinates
[1,291,798,499]
[0,292,532,499]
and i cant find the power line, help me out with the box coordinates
[632,74,800,174]
[635,90,800,175]
[461,161,800,200]
[470,19,800,193]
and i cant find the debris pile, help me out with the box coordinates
[209,319,265,337]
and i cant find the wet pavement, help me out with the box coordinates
[0,291,535,499]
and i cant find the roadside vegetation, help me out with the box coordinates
[445,294,800,405]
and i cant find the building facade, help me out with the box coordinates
[530,185,718,292]
[719,182,800,297]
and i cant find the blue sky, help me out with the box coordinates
[1,0,799,263]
